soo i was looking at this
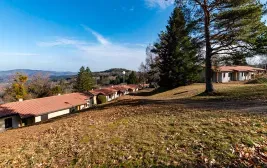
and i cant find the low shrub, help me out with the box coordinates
[97,95,107,104]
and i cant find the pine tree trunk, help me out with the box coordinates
[203,0,214,93]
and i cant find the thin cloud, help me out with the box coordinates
[130,6,135,11]
[81,25,110,45]
[36,28,146,70]
[37,38,87,47]
[145,0,175,9]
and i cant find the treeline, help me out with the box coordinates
[140,1,267,92]
[98,71,139,85]
[1,66,139,103]
[2,73,72,102]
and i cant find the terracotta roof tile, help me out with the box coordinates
[0,93,92,118]
[89,88,116,96]
[213,66,266,72]
[109,86,127,92]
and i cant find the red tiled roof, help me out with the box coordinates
[127,84,139,89]
[89,88,116,96]
[213,66,266,72]
[0,93,92,118]
[110,86,127,92]
[120,85,131,90]
[90,84,138,95]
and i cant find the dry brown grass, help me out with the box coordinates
[0,83,266,167]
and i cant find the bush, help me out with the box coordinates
[246,77,267,84]
[97,95,107,104]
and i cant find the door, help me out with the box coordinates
[5,118,13,129]
[229,73,233,81]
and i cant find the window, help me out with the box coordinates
[5,118,12,128]
[223,73,225,78]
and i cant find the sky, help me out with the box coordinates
[0,0,175,72]
[0,0,266,72]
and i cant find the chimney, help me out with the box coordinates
[18,98,23,102]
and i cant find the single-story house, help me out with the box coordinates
[125,84,139,93]
[138,84,149,89]
[211,66,266,83]
[89,88,118,104]
[0,93,93,132]
[111,86,128,96]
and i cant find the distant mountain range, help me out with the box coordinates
[0,68,134,82]
[0,69,77,82]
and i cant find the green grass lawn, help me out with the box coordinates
[0,83,266,167]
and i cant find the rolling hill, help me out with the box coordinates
[0,69,77,82]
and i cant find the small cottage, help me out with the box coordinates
[204,66,266,83]
[0,93,93,132]
[89,88,118,104]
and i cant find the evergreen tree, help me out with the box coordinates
[153,7,201,88]
[127,71,138,84]
[74,66,94,92]
[74,66,85,91]
[175,0,267,93]
[3,73,29,102]
[84,67,94,90]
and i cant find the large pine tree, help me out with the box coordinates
[74,66,94,92]
[153,7,201,88]
[127,71,138,84]
[175,0,267,93]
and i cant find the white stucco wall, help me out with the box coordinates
[93,96,97,105]
[107,95,112,102]
[80,105,85,109]
[114,92,119,98]
[247,73,252,80]
[238,72,251,81]
[221,72,231,83]
[239,72,246,81]
[35,116,41,123]
[0,115,21,132]
[48,109,70,119]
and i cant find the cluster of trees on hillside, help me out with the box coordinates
[1,65,141,103]
[141,0,267,92]
[2,73,71,103]
[2,66,95,103]
[100,71,138,85]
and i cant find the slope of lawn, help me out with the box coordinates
[0,83,266,167]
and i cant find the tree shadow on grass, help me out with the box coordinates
[98,96,267,115]
[196,91,224,97]
[130,87,169,96]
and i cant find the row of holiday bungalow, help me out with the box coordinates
[0,84,139,132]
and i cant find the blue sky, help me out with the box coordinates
[0,0,175,72]
[0,0,266,72]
